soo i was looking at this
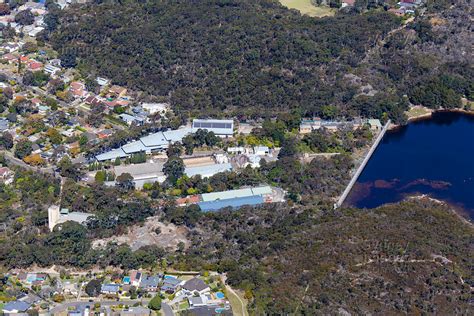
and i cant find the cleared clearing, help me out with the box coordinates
[279,0,335,17]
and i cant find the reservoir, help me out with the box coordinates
[345,112,474,219]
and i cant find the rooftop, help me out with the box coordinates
[185,163,232,178]
[198,195,265,212]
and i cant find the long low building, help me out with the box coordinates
[185,163,233,178]
[96,119,234,161]
[176,185,276,212]
[192,119,234,136]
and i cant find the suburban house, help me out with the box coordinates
[182,278,211,295]
[101,283,120,295]
[161,277,182,294]
[253,146,270,156]
[129,270,142,287]
[119,113,144,126]
[139,275,161,292]
[2,301,31,314]
[96,77,110,86]
[109,85,127,97]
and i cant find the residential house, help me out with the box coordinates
[30,98,42,107]
[227,146,245,155]
[2,301,31,314]
[253,146,270,156]
[27,60,43,72]
[109,85,127,97]
[27,26,45,37]
[96,77,110,86]
[161,277,182,294]
[140,275,161,292]
[119,113,144,126]
[69,81,88,99]
[188,296,207,307]
[129,270,142,287]
[101,283,120,295]
[299,118,322,134]
[85,95,105,107]
[44,64,61,76]
[182,278,210,295]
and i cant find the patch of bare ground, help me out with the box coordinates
[92,216,190,251]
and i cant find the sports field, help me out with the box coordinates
[279,0,336,17]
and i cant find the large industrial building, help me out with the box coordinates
[176,186,283,212]
[96,119,234,162]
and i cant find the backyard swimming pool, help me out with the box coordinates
[215,292,225,299]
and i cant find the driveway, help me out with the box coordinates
[162,302,174,316]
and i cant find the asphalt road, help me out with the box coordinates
[162,302,174,316]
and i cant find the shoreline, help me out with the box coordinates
[388,107,474,131]
[407,194,473,227]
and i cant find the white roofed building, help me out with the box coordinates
[192,119,234,137]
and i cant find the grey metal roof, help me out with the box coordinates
[0,118,8,131]
[3,301,31,312]
[251,186,272,196]
[101,283,119,293]
[183,278,209,292]
[140,131,168,147]
[120,114,144,123]
[185,163,232,178]
[201,187,253,202]
[163,277,181,286]
[57,212,92,225]
[122,140,147,154]
[192,119,234,135]
[96,148,128,161]
[140,275,160,288]
[163,128,192,142]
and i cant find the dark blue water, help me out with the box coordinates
[346,112,474,218]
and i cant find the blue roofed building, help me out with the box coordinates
[196,186,274,212]
[198,195,264,212]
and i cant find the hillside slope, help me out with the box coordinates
[186,200,473,314]
[48,0,401,118]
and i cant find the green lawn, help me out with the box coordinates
[406,106,432,119]
[179,301,189,310]
[279,0,335,17]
